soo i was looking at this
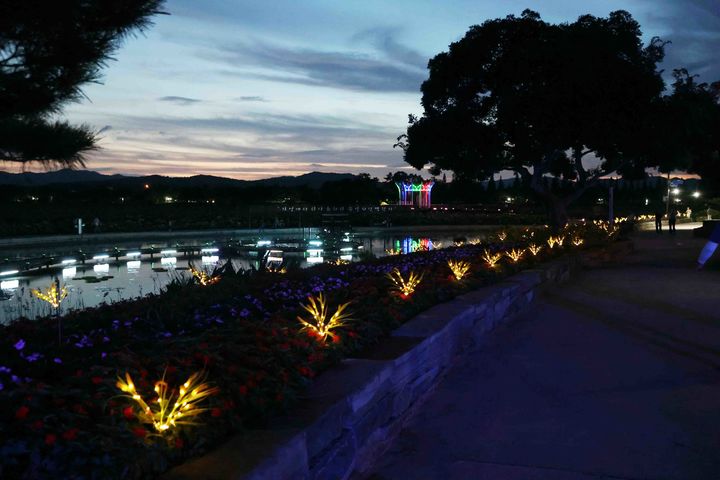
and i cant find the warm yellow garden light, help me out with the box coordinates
[448,259,472,280]
[386,268,424,297]
[297,293,352,341]
[116,371,219,434]
[482,250,502,268]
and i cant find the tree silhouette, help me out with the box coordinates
[396,10,673,226]
[0,0,166,168]
[653,70,720,190]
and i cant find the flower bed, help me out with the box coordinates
[0,223,621,479]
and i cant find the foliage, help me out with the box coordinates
[396,9,687,227]
[0,0,166,167]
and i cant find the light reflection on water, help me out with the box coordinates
[0,231,486,323]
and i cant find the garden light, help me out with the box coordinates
[482,250,502,268]
[505,248,525,263]
[387,268,424,297]
[572,236,584,246]
[297,293,352,342]
[32,282,67,309]
[528,244,542,256]
[266,263,287,273]
[190,267,221,286]
[497,231,508,241]
[448,259,471,280]
[116,371,219,434]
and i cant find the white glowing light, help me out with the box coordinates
[307,256,324,264]
[0,270,19,277]
[127,260,141,270]
[306,248,323,254]
[1,279,19,290]
[256,240,272,247]
[201,247,219,253]
[201,255,219,264]
[160,249,177,256]
[93,254,109,260]
[308,240,323,247]
[126,251,142,258]
[340,247,353,252]
[94,263,110,273]
[161,257,177,266]
[62,267,77,279]
[340,254,352,261]
[692,191,701,198]
[671,188,680,195]
[61,259,76,265]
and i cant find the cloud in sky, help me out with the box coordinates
[215,37,426,93]
[47,0,720,180]
[158,96,203,105]
[236,96,267,102]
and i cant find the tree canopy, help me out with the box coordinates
[396,9,717,224]
[0,0,166,168]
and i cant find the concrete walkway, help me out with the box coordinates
[363,230,720,480]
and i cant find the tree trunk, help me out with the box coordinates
[547,196,569,231]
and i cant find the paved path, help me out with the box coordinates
[363,230,720,480]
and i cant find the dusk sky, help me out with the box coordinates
[35,0,720,179]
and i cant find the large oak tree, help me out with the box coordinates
[396,10,683,226]
[0,0,166,168]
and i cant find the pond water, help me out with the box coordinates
[0,228,496,323]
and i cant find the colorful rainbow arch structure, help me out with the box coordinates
[395,181,434,208]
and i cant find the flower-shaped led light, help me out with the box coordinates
[505,248,525,263]
[447,259,471,280]
[116,370,219,434]
[386,268,424,297]
[297,293,352,342]
[482,250,502,268]
[31,283,67,309]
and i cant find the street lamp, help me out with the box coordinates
[692,191,701,198]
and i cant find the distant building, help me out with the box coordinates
[395,180,434,208]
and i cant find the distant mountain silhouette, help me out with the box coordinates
[0,169,356,188]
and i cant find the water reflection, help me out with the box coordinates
[0,230,492,324]
[62,266,77,279]
[94,263,110,274]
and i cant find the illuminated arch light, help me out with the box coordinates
[395,181,435,208]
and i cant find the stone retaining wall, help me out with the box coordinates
[165,257,580,480]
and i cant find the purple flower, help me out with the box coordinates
[25,352,42,362]
[0,382,3,391]
[239,308,250,318]
[0,366,10,374]
[53,358,62,364]
[13,339,25,351]
[101,352,107,359]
